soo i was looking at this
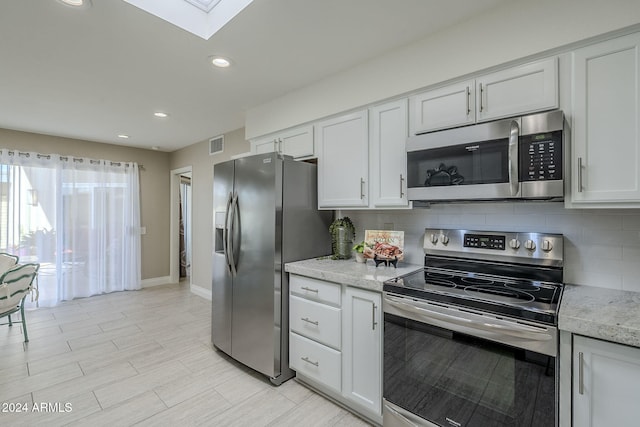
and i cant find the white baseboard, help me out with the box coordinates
[141,276,173,288]
[190,284,212,300]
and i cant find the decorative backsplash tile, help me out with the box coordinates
[342,202,640,292]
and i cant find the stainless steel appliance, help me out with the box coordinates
[406,110,564,204]
[383,228,564,427]
[212,153,332,385]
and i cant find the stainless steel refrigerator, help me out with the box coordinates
[212,153,332,385]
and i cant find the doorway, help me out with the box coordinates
[169,166,192,285]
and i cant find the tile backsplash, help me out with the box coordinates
[342,202,640,292]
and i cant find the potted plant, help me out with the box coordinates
[353,241,368,263]
[329,217,355,259]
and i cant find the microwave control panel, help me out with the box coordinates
[520,130,562,182]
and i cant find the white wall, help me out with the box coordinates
[245,0,640,139]
[343,204,640,292]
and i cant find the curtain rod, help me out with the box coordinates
[1,150,144,170]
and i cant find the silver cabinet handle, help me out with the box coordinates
[578,351,585,395]
[300,286,318,293]
[301,317,318,326]
[360,178,365,199]
[400,174,405,198]
[466,86,471,115]
[372,303,378,330]
[577,157,584,193]
[479,83,484,112]
[278,138,283,154]
[301,356,318,367]
[508,120,520,197]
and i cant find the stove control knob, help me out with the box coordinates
[524,239,537,251]
[440,234,450,245]
[509,239,521,250]
[430,233,438,244]
[541,240,553,252]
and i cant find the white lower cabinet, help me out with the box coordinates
[290,332,342,393]
[289,274,383,425]
[343,286,382,416]
[573,335,640,426]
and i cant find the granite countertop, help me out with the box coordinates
[559,284,640,348]
[285,257,422,292]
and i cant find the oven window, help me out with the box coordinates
[407,138,509,188]
[384,313,555,427]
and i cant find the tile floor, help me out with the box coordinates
[0,282,371,426]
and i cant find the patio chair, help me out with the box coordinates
[0,263,39,342]
[0,252,19,275]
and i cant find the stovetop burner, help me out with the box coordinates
[383,228,565,325]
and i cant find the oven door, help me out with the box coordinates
[383,293,558,427]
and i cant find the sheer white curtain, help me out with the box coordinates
[0,150,141,306]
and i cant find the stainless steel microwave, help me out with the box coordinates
[406,110,564,204]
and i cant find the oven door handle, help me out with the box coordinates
[385,296,552,341]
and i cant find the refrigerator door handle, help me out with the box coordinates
[223,192,233,275]
[227,191,239,277]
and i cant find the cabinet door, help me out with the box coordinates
[573,335,640,426]
[316,111,369,208]
[571,33,640,204]
[476,57,558,122]
[343,287,382,416]
[410,80,475,134]
[370,99,409,207]
[279,125,314,159]
[253,136,276,155]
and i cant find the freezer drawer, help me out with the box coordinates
[290,332,341,393]
[290,295,341,350]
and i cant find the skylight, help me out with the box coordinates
[123,0,254,40]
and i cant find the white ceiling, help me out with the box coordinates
[0,0,507,152]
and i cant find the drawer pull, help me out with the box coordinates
[300,286,319,293]
[301,317,319,326]
[301,356,319,367]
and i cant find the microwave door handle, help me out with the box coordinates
[509,120,520,196]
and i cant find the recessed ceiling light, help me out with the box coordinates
[154,112,169,118]
[57,0,92,8]
[210,56,232,68]
[117,134,130,139]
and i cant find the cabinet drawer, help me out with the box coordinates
[290,295,341,350]
[290,275,341,307]
[290,332,341,393]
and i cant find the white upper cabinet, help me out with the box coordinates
[252,124,314,159]
[317,111,369,208]
[409,81,475,134]
[410,58,558,134]
[370,99,409,207]
[476,57,558,122]
[569,32,640,206]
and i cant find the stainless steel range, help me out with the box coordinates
[383,228,564,427]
